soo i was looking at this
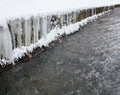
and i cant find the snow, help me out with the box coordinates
[0,0,120,24]
[0,59,10,67]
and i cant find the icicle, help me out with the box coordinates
[92,8,94,16]
[0,26,12,59]
[38,17,42,39]
[33,16,39,43]
[66,13,69,25]
[57,15,61,29]
[47,16,51,33]
[94,8,96,15]
[63,14,67,26]
[76,11,81,22]
[0,27,4,58]
[8,19,23,48]
[7,20,16,49]
[4,27,12,59]
[24,19,32,46]
[14,19,22,48]
[73,11,76,23]
[60,14,64,28]
[41,16,47,38]
[86,9,88,17]
[30,17,34,44]
[69,13,71,24]
[21,18,26,46]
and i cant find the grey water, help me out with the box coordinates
[0,8,120,95]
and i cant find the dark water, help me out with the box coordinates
[0,8,120,95]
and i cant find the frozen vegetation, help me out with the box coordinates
[0,0,120,66]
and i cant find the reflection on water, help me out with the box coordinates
[0,8,120,95]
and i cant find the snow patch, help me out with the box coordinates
[0,0,120,25]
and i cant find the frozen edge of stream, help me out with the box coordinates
[0,10,112,67]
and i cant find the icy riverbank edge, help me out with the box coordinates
[0,9,114,68]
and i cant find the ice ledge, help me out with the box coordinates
[0,10,110,67]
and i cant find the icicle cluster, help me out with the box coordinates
[0,6,114,65]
